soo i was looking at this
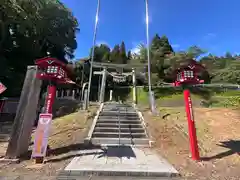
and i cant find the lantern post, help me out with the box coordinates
[183,88,200,160]
[32,57,72,163]
[173,61,205,161]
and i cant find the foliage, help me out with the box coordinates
[0,0,79,97]
[77,33,239,91]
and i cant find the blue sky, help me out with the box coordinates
[61,0,240,60]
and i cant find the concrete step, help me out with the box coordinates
[91,137,149,146]
[94,127,145,133]
[100,112,138,116]
[102,108,135,111]
[97,119,141,124]
[98,118,140,122]
[92,132,147,138]
[57,175,181,179]
[95,123,143,129]
[98,116,140,120]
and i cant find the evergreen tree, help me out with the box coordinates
[120,41,127,64]
[127,50,132,60]
[159,35,174,55]
[110,44,121,63]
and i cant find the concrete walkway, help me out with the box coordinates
[59,146,179,178]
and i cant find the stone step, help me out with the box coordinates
[99,112,139,118]
[98,118,140,122]
[98,116,140,120]
[57,176,181,180]
[90,137,149,146]
[97,119,141,124]
[92,132,147,138]
[94,127,145,133]
[101,109,137,114]
[101,109,136,112]
[95,123,143,129]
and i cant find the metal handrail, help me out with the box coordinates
[118,108,120,146]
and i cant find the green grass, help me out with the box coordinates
[130,87,240,108]
[215,90,240,97]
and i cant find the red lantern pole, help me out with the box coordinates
[44,84,56,114]
[34,83,56,164]
[183,89,200,161]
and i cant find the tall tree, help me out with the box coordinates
[159,35,174,55]
[89,44,111,62]
[0,0,79,96]
[110,44,120,63]
[120,41,127,64]
[127,50,132,60]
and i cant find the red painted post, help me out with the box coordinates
[183,89,200,161]
[34,84,56,163]
[44,84,56,114]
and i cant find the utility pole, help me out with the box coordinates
[145,0,155,112]
[86,0,100,109]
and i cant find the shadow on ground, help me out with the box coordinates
[201,140,240,161]
[19,143,101,162]
[45,145,136,163]
[97,145,136,159]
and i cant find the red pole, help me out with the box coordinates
[183,89,200,161]
[34,84,56,163]
[44,84,56,114]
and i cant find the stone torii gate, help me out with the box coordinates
[92,62,146,104]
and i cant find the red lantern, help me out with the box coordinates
[35,57,72,84]
[172,60,205,87]
[171,59,206,161]
[32,57,74,163]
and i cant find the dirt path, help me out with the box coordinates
[0,107,98,179]
[144,107,240,180]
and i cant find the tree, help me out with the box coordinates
[136,43,147,63]
[127,50,132,60]
[110,44,121,63]
[0,0,79,96]
[119,41,127,64]
[187,46,206,59]
[89,44,111,62]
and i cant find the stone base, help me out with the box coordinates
[60,146,179,178]
[0,157,20,164]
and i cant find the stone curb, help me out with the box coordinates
[84,103,104,145]
[58,170,180,178]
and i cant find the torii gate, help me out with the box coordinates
[92,62,146,104]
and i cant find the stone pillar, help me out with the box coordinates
[61,89,64,99]
[56,90,58,98]
[72,89,75,100]
[132,68,137,104]
[99,68,107,103]
[83,89,88,110]
[5,66,42,159]
[109,90,113,101]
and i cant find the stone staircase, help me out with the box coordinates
[90,102,149,146]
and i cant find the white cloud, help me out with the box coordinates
[203,33,216,40]
[172,44,180,48]
[131,47,140,55]
[207,33,216,37]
